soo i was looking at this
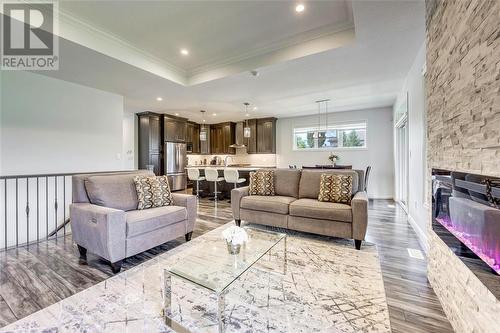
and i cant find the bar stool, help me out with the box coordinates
[204,168,224,202]
[224,169,246,203]
[187,168,205,198]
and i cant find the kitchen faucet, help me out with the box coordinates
[224,156,234,167]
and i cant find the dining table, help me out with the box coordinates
[301,164,353,169]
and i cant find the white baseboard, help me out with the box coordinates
[408,214,429,253]
[369,196,394,200]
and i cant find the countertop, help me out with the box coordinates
[186,165,275,170]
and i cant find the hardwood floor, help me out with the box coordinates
[0,198,453,332]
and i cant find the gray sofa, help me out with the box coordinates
[70,171,197,273]
[231,169,368,249]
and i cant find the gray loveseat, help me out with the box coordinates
[231,169,368,249]
[70,171,197,273]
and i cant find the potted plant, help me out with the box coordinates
[222,226,249,255]
[328,153,339,166]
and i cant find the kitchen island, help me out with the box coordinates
[186,165,275,199]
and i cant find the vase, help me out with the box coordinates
[226,242,241,255]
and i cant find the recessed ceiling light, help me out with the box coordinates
[212,113,216,116]
[156,97,163,101]
[245,113,250,117]
[180,48,189,56]
[295,4,305,13]
[253,107,258,111]
[175,113,179,116]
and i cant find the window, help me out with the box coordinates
[293,122,367,150]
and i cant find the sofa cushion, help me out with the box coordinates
[125,206,187,237]
[299,170,359,199]
[289,198,352,222]
[85,174,141,211]
[273,169,301,198]
[249,170,275,196]
[241,195,296,214]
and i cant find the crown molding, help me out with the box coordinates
[188,20,354,76]
[188,25,355,86]
[34,6,356,86]
[57,9,188,86]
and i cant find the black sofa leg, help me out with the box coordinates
[110,260,122,274]
[235,219,241,227]
[77,245,87,258]
[185,232,193,242]
[354,240,362,250]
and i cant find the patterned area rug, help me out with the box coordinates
[1,223,390,333]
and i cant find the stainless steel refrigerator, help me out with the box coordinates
[165,142,187,191]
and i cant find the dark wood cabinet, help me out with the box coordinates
[223,123,236,154]
[186,122,193,142]
[244,119,258,154]
[256,118,276,153]
[210,122,235,154]
[210,126,222,154]
[186,122,201,154]
[235,122,244,147]
[200,124,210,154]
[164,116,186,142]
[192,124,200,154]
[140,115,273,159]
[137,112,163,175]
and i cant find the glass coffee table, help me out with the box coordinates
[163,227,287,333]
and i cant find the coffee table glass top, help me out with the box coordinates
[166,227,286,294]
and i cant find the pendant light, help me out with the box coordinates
[314,99,331,145]
[199,110,207,141]
[243,102,251,138]
[323,99,333,139]
[314,101,321,139]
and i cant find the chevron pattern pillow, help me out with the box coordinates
[318,173,353,204]
[249,170,275,196]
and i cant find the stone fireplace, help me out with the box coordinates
[426,0,500,332]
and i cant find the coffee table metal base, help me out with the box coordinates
[162,234,287,333]
[164,272,228,333]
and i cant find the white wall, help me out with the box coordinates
[122,111,137,170]
[1,71,125,175]
[276,107,394,199]
[393,43,428,251]
[0,71,132,249]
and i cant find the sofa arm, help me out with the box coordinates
[231,186,249,220]
[69,203,126,262]
[171,193,197,233]
[351,191,368,241]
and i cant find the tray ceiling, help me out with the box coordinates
[59,0,355,85]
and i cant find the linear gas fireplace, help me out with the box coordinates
[432,168,500,287]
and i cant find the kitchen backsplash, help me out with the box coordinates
[188,152,276,167]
